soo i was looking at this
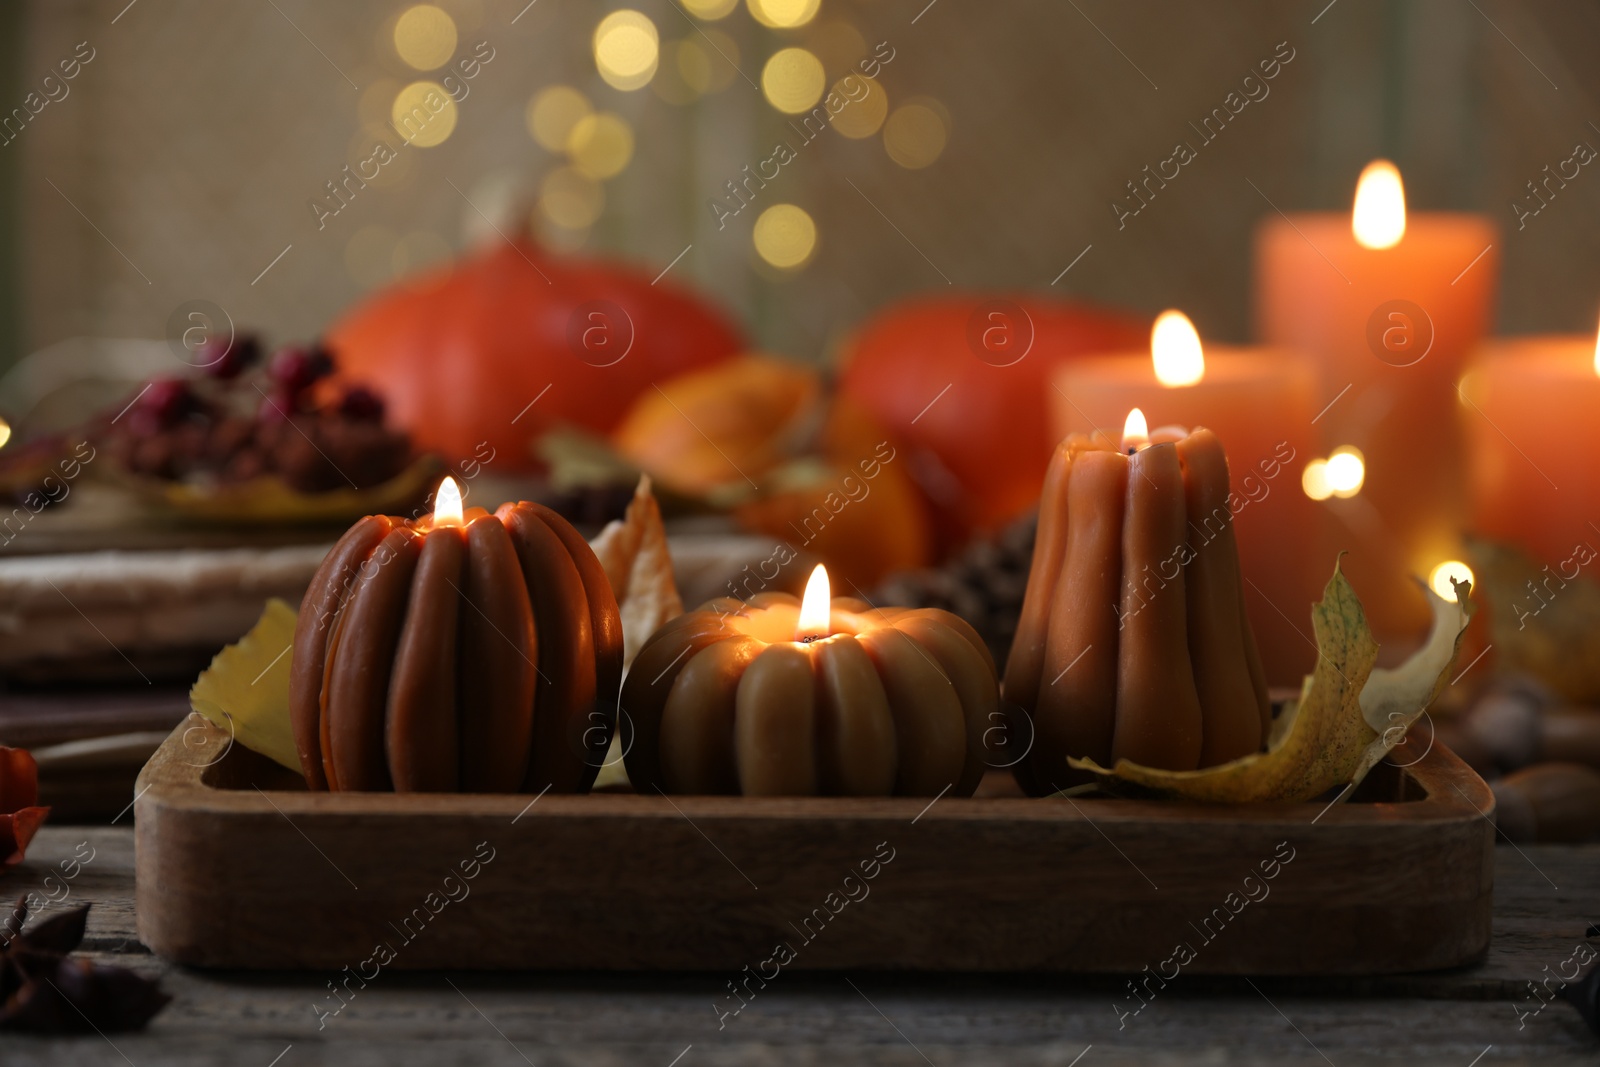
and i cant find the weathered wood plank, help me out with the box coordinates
[3,829,1597,1062]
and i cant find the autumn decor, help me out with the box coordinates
[733,395,934,590]
[834,295,1146,549]
[612,355,820,496]
[325,236,744,471]
[1065,561,1470,804]
[0,900,170,1033]
[0,746,48,871]
[288,478,623,793]
[621,564,1000,797]
[1003,424,1271,792]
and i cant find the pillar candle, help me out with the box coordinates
[1052,311,1323,686]
[1463,327,1600,566]
[1004,414,1271,794]
[1254,160,1498,643]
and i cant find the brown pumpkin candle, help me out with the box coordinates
[290,478,623,793]
[622,565,999,797]
[1003,411,1270,795]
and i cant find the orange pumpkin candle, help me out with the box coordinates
[289,477,623,793]
[622,564,999,797]
[1004,412,1270,794]
[1255,160,1497,642]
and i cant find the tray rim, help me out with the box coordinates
[136,715,1496,828]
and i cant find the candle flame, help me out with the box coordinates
[1151,309,1204,387]
[433,476,464,527]
[1428,560,1473,603]
[1121,408,1150,453]
[1352,159,1406,249]
[797,563,831,639]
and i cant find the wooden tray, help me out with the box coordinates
[134,717,1494,974]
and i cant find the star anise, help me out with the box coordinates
[0,896,170,1033]
[1564,961,1600,1039]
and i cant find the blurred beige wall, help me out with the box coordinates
[12,0,1600,368]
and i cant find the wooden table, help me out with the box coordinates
[2,828,1596,1065]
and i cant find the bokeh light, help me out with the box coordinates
[1326,445,1366,498]
[748,0,821,29]
[1301,459,1332,501]
[753,204,817,269]
[567,112,635,179]
[0,417,11,451]
[540,167,605,230]
[761,47,825,114]
[391,81,458,148]
[1428,560,1474,602]
[393,5,457,71]
[829,76,887,139]
[683,0,739,18]
[883,100,948,168]
[594,10,659,92]
[526,86,593,152]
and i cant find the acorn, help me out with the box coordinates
[1448,678,1600,774]
[1490,762,1600,843]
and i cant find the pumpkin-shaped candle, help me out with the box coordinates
[289,477,623,793]
[623,565,999,797]
[1003,411,1270,795]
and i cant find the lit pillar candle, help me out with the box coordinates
[1463,320,1600,567]
[1255,160,1498,642]
[1051,311,1322,686]
[1004,411,1271,793]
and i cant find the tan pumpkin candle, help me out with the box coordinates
[1003,412,1270,794]
[622,565,999,797]
[289,477,624,793]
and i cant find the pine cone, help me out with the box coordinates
[873,511,1038,666]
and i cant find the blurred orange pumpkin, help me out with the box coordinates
[325,237,744,470]
[612,355,819,495]
[734,396,932,590]
[834,295,1145,550]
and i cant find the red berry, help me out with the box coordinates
[337,385,385,422]
[131,378,196,431]
[199,335,261,379]
[256,387,301,424]
[268,344,336,396]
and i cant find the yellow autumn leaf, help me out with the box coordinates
[1067,561,1471,803]
[189,596,302,773]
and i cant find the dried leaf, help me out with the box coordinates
[1068,561,1471,803]
[1468,537,1600,704]
[590,475,684,671]
[189,597,301,773]
[0,746,48,870]
[117,453,441,525]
